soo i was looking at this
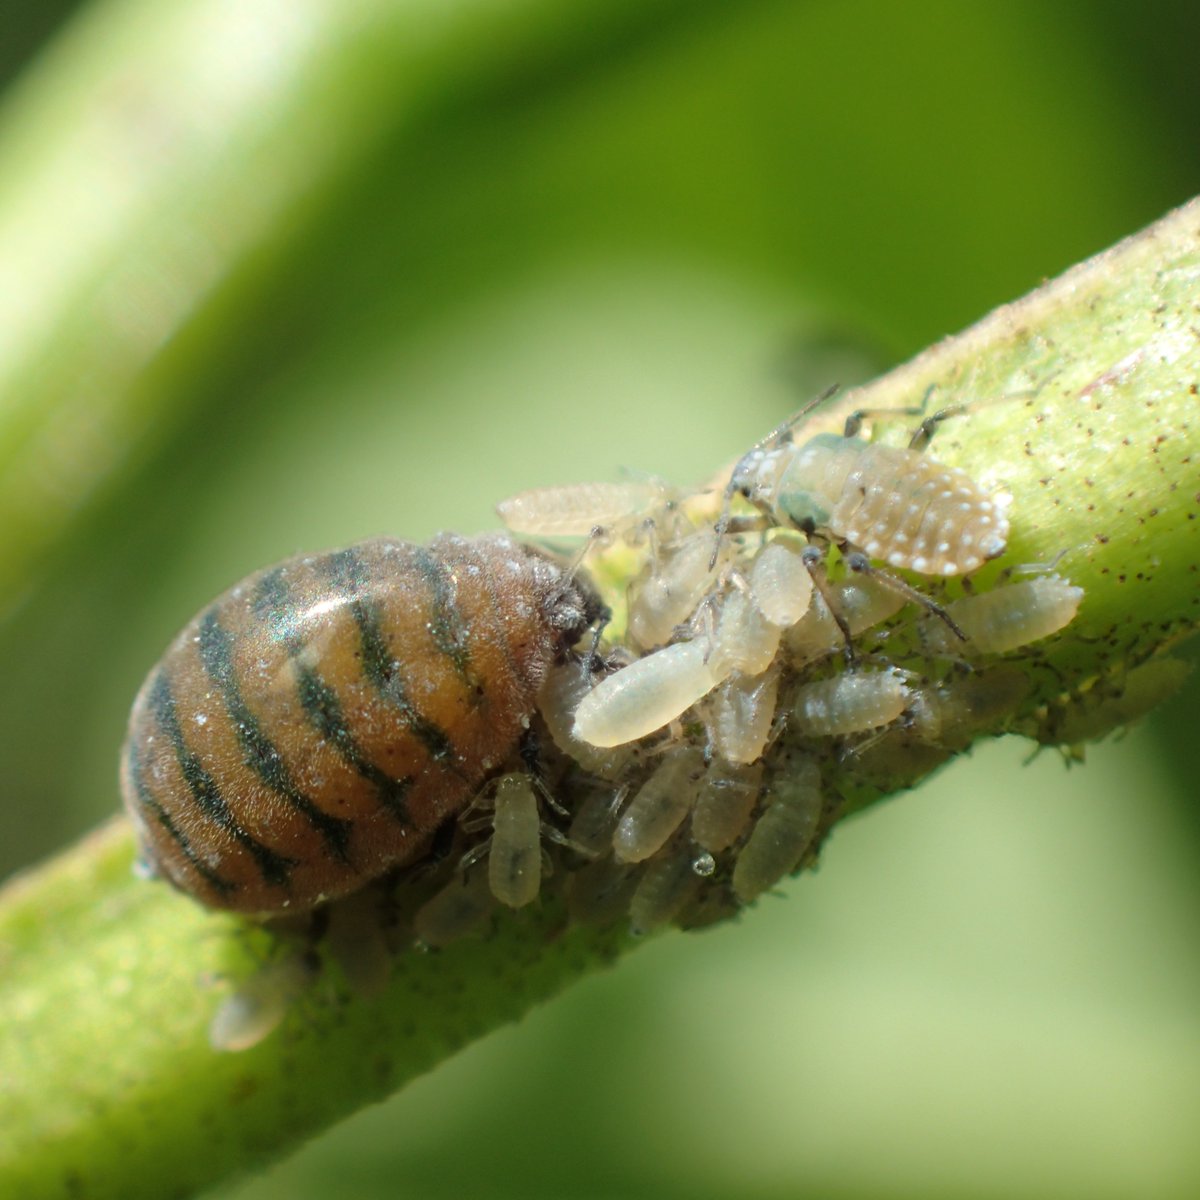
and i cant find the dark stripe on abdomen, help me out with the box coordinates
[324,547,460,768]
[125,740,237,896]
[251,563,302,650]
[412,545,477,686]
[296,665,414,824]
[198,608,353,863]
[147,671,295,887]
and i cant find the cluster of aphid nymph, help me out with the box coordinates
[122,396,1096,1051]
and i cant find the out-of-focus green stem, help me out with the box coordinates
[2,69,1198,1200]
[0,0,697,615]
[0,818,634,1199]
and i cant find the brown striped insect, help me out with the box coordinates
[121,532,604,916]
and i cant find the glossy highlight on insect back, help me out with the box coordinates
[121,533,602,916]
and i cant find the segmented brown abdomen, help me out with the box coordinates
[785,434,1009,575]
[121,533,582,915]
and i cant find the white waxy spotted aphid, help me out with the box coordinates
[691,759,763,853]
[612,748,705,863]
[918,576,1084,656]
[628,529,732,650]
[496,479,670,537]
[628,841,704,935]
[732,759,822,904]
[732,431,1010,576]
[710,665,781,765]
[711,586,782,676]
[573,640,729,748]
[488,773,544,908]
[792,669,909,737]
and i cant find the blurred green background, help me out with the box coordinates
[2,1,1199,1197]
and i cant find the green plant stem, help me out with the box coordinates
[2,194,1198,1200]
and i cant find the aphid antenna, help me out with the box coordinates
[457,772,507,827]
[770,380,845,445]
[711,382,844,568]
[584,523,618,552]
[607,780,632,820]
[762,702,792,757]
[638,724,693,759]
[843,550,968,642]
[688,593,722,662]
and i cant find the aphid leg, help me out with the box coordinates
[843,550,967,642]
[800,544,858,664]
[710,475,743,570]
[1009,547,1071,575]
[909,377,1060,451]
[541,822,598,860]
[526,768,574,824]
[906,401,972,451]
[689,590,722,657]
[840,385,970,450]
[516,769,585,862]
[458,812,494,838]
[842,403,927,440]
